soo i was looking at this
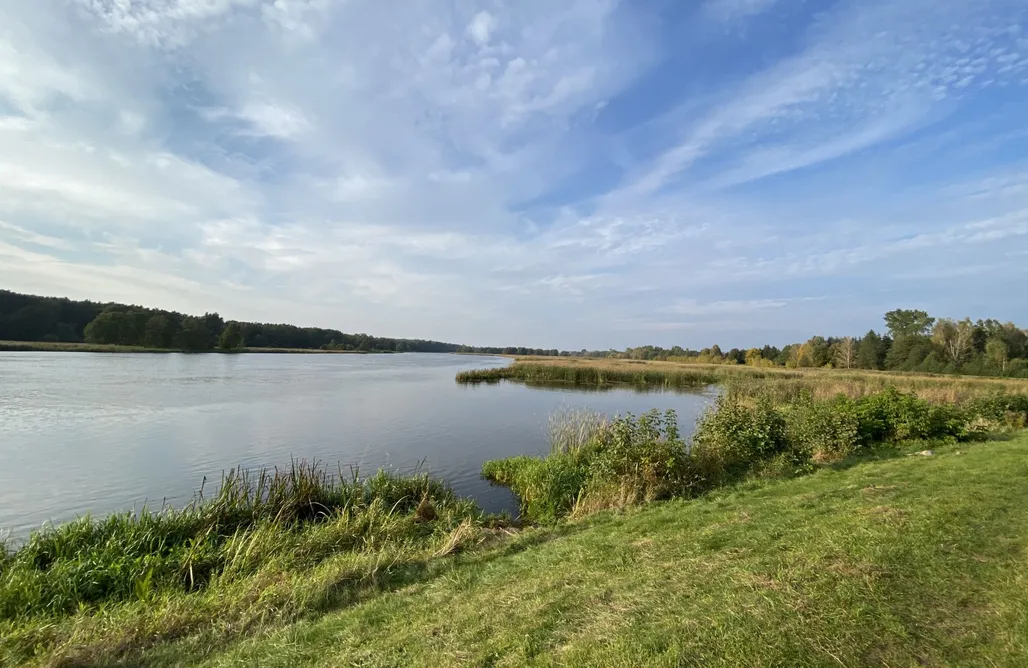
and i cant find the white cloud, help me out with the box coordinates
[467,11,495,45]
[0,0,1026,348]
[665,299,791,316]
[75,0,259,47]
[237,101,311,138]
[611,0,1028,201]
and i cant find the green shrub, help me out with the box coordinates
[787,395,861,462]
[963,394,1028,432]
[488,389,1028,526]
[690,396,789,483]
[590,410,689,499]
[852,387,964,443]
[853,390,896,445]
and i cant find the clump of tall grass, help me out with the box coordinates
[484,409,690,523]
[0,462,481,621]
[548,407,609,455]
[484,389,1028,524]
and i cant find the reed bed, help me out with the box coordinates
[457,358,1028,404]
[456,361,779,389]
[0,461,492,666]
[547,407,610,455]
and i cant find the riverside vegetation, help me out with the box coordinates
[5,291,1028,381]
[3,378,1028,666]
[457,356,1028,403]
[0,465,494,666]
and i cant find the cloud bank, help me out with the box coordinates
[1,0,1027,348]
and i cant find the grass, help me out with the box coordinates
[0,463,494,667]
[0,340,173,353]
[458,356,1028,403]
[132,433,1028,667]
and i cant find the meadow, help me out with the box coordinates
[457,356,1028,403]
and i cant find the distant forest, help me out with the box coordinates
[2,293,1025,378]
[0,290,463,353]
[0,289,573,355]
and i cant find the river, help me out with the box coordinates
[0,352,712,538]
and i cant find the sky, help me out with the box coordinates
[1,0,1027,350]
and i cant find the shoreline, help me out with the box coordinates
[0,341,409,354]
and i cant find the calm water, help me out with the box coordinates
[0,353,712,537]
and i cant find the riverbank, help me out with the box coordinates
[458,356,1028,403]
[0,340,172,353]
[4,432,1026,666]
[0,341,390,354]
[3,386,1027,666]
[207,432,1028,667]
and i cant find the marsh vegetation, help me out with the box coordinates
[0,464,497,666]
[482,387,1028,523]
[458,356,1028,403]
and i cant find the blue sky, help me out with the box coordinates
[1,0,1027,349]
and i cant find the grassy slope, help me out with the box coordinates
[142,434,1028,667]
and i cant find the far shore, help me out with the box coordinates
[0,340,396,354]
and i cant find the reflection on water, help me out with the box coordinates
[0,353,712,537]
[521,380,714,395]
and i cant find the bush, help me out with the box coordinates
[690,397,789,483]
[963,394,1028,433]
[787,395,861,462]
[852,387,964,443]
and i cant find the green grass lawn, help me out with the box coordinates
[122,434,1028,667]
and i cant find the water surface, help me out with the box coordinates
[0,353,712,537]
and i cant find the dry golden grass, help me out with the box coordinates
[506,356,1028,403]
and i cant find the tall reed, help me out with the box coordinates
[458,359,1028,404]
[0,462,480,620]
[548,407,609,455]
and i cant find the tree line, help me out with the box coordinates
[0,290,462,353]
[3,292,1025,377]
[597,309,1028,378]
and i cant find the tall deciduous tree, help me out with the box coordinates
[834,336,858,369]
[176,317,211,352]
[986,339,1009,373]
[797,336,832,367]
[932,318,975,366]
[884,309,935,339]
[219,322,244,351]
[144,315,175,348]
